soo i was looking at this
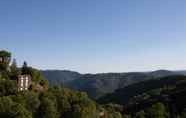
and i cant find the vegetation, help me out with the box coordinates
[0,80,98,118]
[98,75,186,118]
[0,50,11,71]
[43,70,185,99]
[98,75,185,104]
[1,50,186,118]
[0,51,121,118]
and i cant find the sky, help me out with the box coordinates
[0,0,186,73]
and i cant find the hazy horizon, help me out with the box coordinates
[1,0,186,73]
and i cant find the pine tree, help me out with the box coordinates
[21,61,30,74]
[10,59,20,77]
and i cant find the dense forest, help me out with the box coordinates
[1,50,186,118]
[98,75,186,117]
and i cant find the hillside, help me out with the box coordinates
[0,50,123,118]
[42,70,185,99]
[97,75,186,117]
[98,75,186,104]
[42,70,81,85]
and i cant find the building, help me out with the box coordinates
[16,75,32,91]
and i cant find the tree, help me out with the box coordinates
[146,102,169,118]
[12,92,40,117]
[111,112,122,118]
[10,59,21,77]
[69,92,97,118]
[136,110,146,118]
[30,68,45,83]
[0,50,11,71]
[0,80,17,97]
[21,61,30,74]
[37,97,59,118]
[23,61,27,68]
[0,50,11,79]
[0,96,32,118]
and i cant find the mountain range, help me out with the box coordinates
[42,70,186,99]
[98,75,186,104]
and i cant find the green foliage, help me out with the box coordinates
[0,85,100,118]
[108,112,122,118]
[0,51,100,118]
[0,50,11,71]
[30,68,45,83]
[11,92,40,118]
[10,59,21,77]
[0,96,32,118]
[0,70,10,80]
[146,102,169,118]
[44,70,181,100]
[21,61,29,74]
[102,104,123,118]
[38,97,59,118]
[0,79,17,97]
[136,110,146,118]
[2,51,186,118]
[0,50,11,57]
[98,75,186,104]
[47,87,97,118]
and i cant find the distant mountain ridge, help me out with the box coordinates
[42,70,81,85]
[42,69,186,99]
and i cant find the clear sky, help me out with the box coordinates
[1,0,186,73]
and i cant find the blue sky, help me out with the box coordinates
[1,0,186,73]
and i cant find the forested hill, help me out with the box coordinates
[98,75,186,105]
[0,50,123,118]
[42,70,186,99]
[98,75,186,117]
